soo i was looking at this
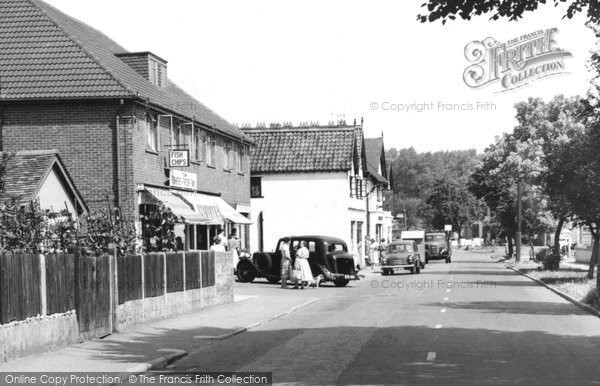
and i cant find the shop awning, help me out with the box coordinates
[182,192,224,225]
[212,197,252,224]
[183,192,252,225]
[143,188,209,224]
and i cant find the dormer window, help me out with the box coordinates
[149,57,167,88]
[116,52,168,88]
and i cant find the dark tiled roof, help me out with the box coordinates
[1,150,57,200]
[364,137,388,183]
[0,0,247,141]
[244,128,357,173]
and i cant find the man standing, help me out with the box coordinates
[279,238,292,289]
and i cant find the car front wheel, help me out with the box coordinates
[237,268,256,283]
[334,279,350,287]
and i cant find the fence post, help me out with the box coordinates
[199,252,203,307]
[140,254,145,299]
[182,252,186,292]
[39,254,47,316]
[162,252,167,296]
[109,248,116,334]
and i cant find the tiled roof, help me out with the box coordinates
[1,150,58,201]
[364,137,388,184]
[0,0,247,141]
[244,128,357,173]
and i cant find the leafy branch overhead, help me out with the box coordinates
[418,0,600,24]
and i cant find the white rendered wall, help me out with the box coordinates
[250,172,366,253]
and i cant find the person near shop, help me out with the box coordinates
[279,238,292,289]
[216,227,228,250]
[369,238,380,268]
[210,236,226,252]
[293,241,312,289]
[228,228,241,270]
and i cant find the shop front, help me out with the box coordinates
[139,186,251,252]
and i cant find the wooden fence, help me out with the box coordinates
[116,251,215,304]
[0,250,217,326]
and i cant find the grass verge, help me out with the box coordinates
[509,260,600,311]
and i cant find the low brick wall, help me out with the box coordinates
[115,251,233,331]
[0,312,80,363]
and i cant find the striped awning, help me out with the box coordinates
[142,188,209,224]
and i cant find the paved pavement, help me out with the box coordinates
[0,293,318,373]
[4,250,600,385]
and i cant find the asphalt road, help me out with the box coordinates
[152,250,600,385]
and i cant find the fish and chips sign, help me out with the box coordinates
[463,28,572,92]
[170,169,197,190]
[169,150,189,167]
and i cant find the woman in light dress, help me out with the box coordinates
[293,241,313,289]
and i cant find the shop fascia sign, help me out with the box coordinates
[170,169,197,190]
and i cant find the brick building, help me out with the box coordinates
[0,0,252,250]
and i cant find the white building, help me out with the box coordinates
[364,137,392,246]
[243,122,369,255]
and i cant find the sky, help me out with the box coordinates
[44,0,597,153]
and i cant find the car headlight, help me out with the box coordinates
[407,255,413,263]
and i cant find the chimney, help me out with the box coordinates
[115,52,168,88]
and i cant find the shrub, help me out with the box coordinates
[534,247,561,271]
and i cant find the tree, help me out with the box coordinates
[386,147,480,199]
[390,196,427,230]
[424,177,483,242]
[417,0,600,24]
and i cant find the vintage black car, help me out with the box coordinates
[236,235,360,287]
[425,231,452,263]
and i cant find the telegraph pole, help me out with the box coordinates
[516,180,522,262]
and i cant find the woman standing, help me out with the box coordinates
[293,241,312,289]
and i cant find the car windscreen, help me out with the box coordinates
[426,234,445,242]
[388,244,413,253]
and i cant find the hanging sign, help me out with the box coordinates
[169,150,189,167]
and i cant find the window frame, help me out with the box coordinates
[250,176,262,198]
[145,113,159,152]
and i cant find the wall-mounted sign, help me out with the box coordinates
[170,169,197,190]
[169,150,189,167]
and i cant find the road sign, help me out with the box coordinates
[444,224,452,231]
[169,150,189,167]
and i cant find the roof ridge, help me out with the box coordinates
[243,127,357,133]
[14,149,59,156]
[26,0,133,98]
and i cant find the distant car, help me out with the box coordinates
[381,240,422,275]
[236,235,360,287]
[425,231,451,263]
